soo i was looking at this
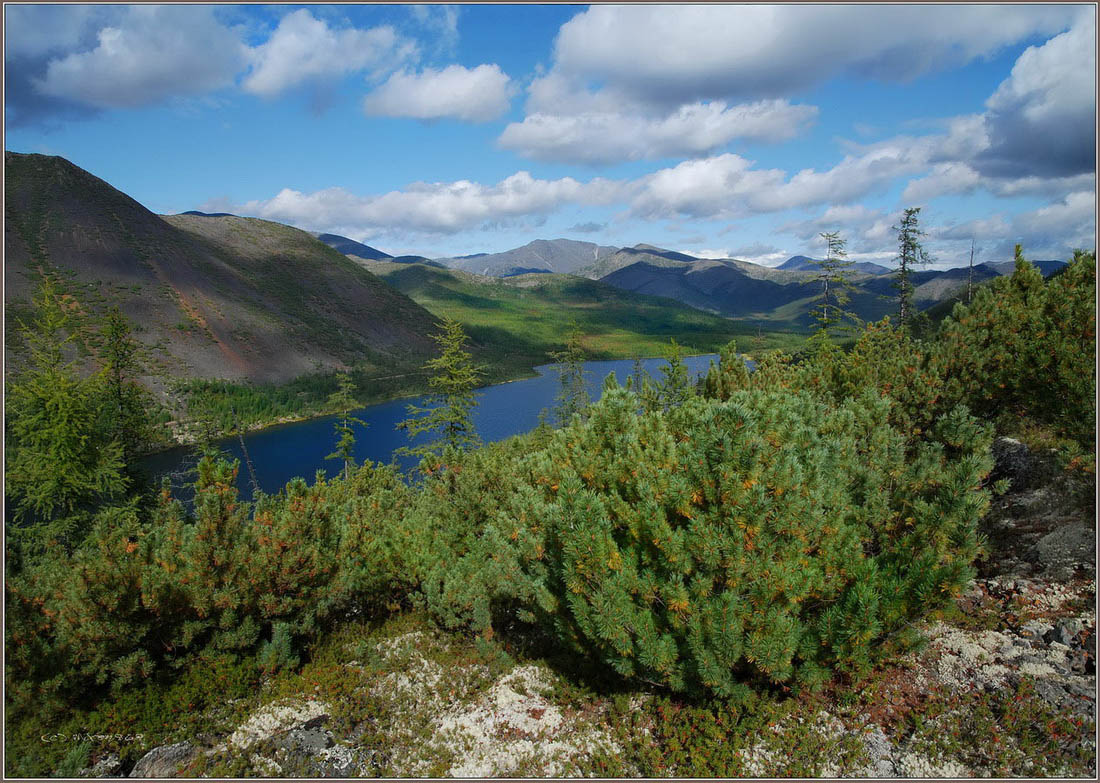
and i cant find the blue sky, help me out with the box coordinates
[5,4,1096,267]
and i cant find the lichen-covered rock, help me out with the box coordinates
[437,666,574,777]
[80,752,122,777]
[1046,618,1086,647]
[275,724,334,754]
[859,725,897,778]
[895,751,970,778]
[227,699,330,750]
[128,743,197,778]
[1020,619,1054,641]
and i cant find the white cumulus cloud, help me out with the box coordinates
[935,216,1014,243]
[227,171,626,236]
[975,17,1096,178]
[498,100,818,164]
[363,64,514,122]
[1012,191,1097,242]
[902,163,984,202]
[630,154,785,219]
[408,5,460,55]
[779,205,895,242]
[33,6,246,108]
[541,4,1081,109]
[243,9,417,97]
[503,4,1082,166]
[894,15,1096,197]
[4,4,118,59]
[629,142,931,221]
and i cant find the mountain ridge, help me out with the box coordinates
[778,255,893,276]
[5,152,441,393]
[435,238,619,277]
[424,237,1067,327]
[314,232,392,261]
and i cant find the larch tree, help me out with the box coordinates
[397,317,484,459]
[5,279,127,552]
[99,306,155,473]
[326,371,365,480]
[893,207,932,329]
[550,323,590,426]
[809,231,859,336]
[967,238,976,304]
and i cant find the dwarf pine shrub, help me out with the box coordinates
[439,383,991,697]
[701,340,751,401]
[401,439,544,635]
[5,456,414,717]
[935,249,1095,447]
[258,622,299,675]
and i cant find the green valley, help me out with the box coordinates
[363,259,805,374]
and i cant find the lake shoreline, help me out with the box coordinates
[141,354,724,496]
[160,366,546,450]
[153,352,730,455]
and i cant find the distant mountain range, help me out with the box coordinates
[984,258,1067,277]
[314,232,392,261]
[599,255,1059,327]
[312,233,444,267]
[313,233,1068,329]
[777,255,893,275]
[182,210,238,218]
[358,258,767,371]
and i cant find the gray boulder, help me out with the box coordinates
[1031,523,1095,580]
[1019,620,1053,642]
[1044,618,1086,647]
[1034,678,1096,717]
[990,437,1033,490]
[129,742,197,778]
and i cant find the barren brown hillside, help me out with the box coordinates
[4,152,440,387]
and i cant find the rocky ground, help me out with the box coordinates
[82,439,1095,778]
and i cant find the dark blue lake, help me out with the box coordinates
[142,355,722,500]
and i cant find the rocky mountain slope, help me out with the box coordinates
[76,438,1095,778]
[571,244,706,280]
[4,153,440,388]
[435,238,619,277]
